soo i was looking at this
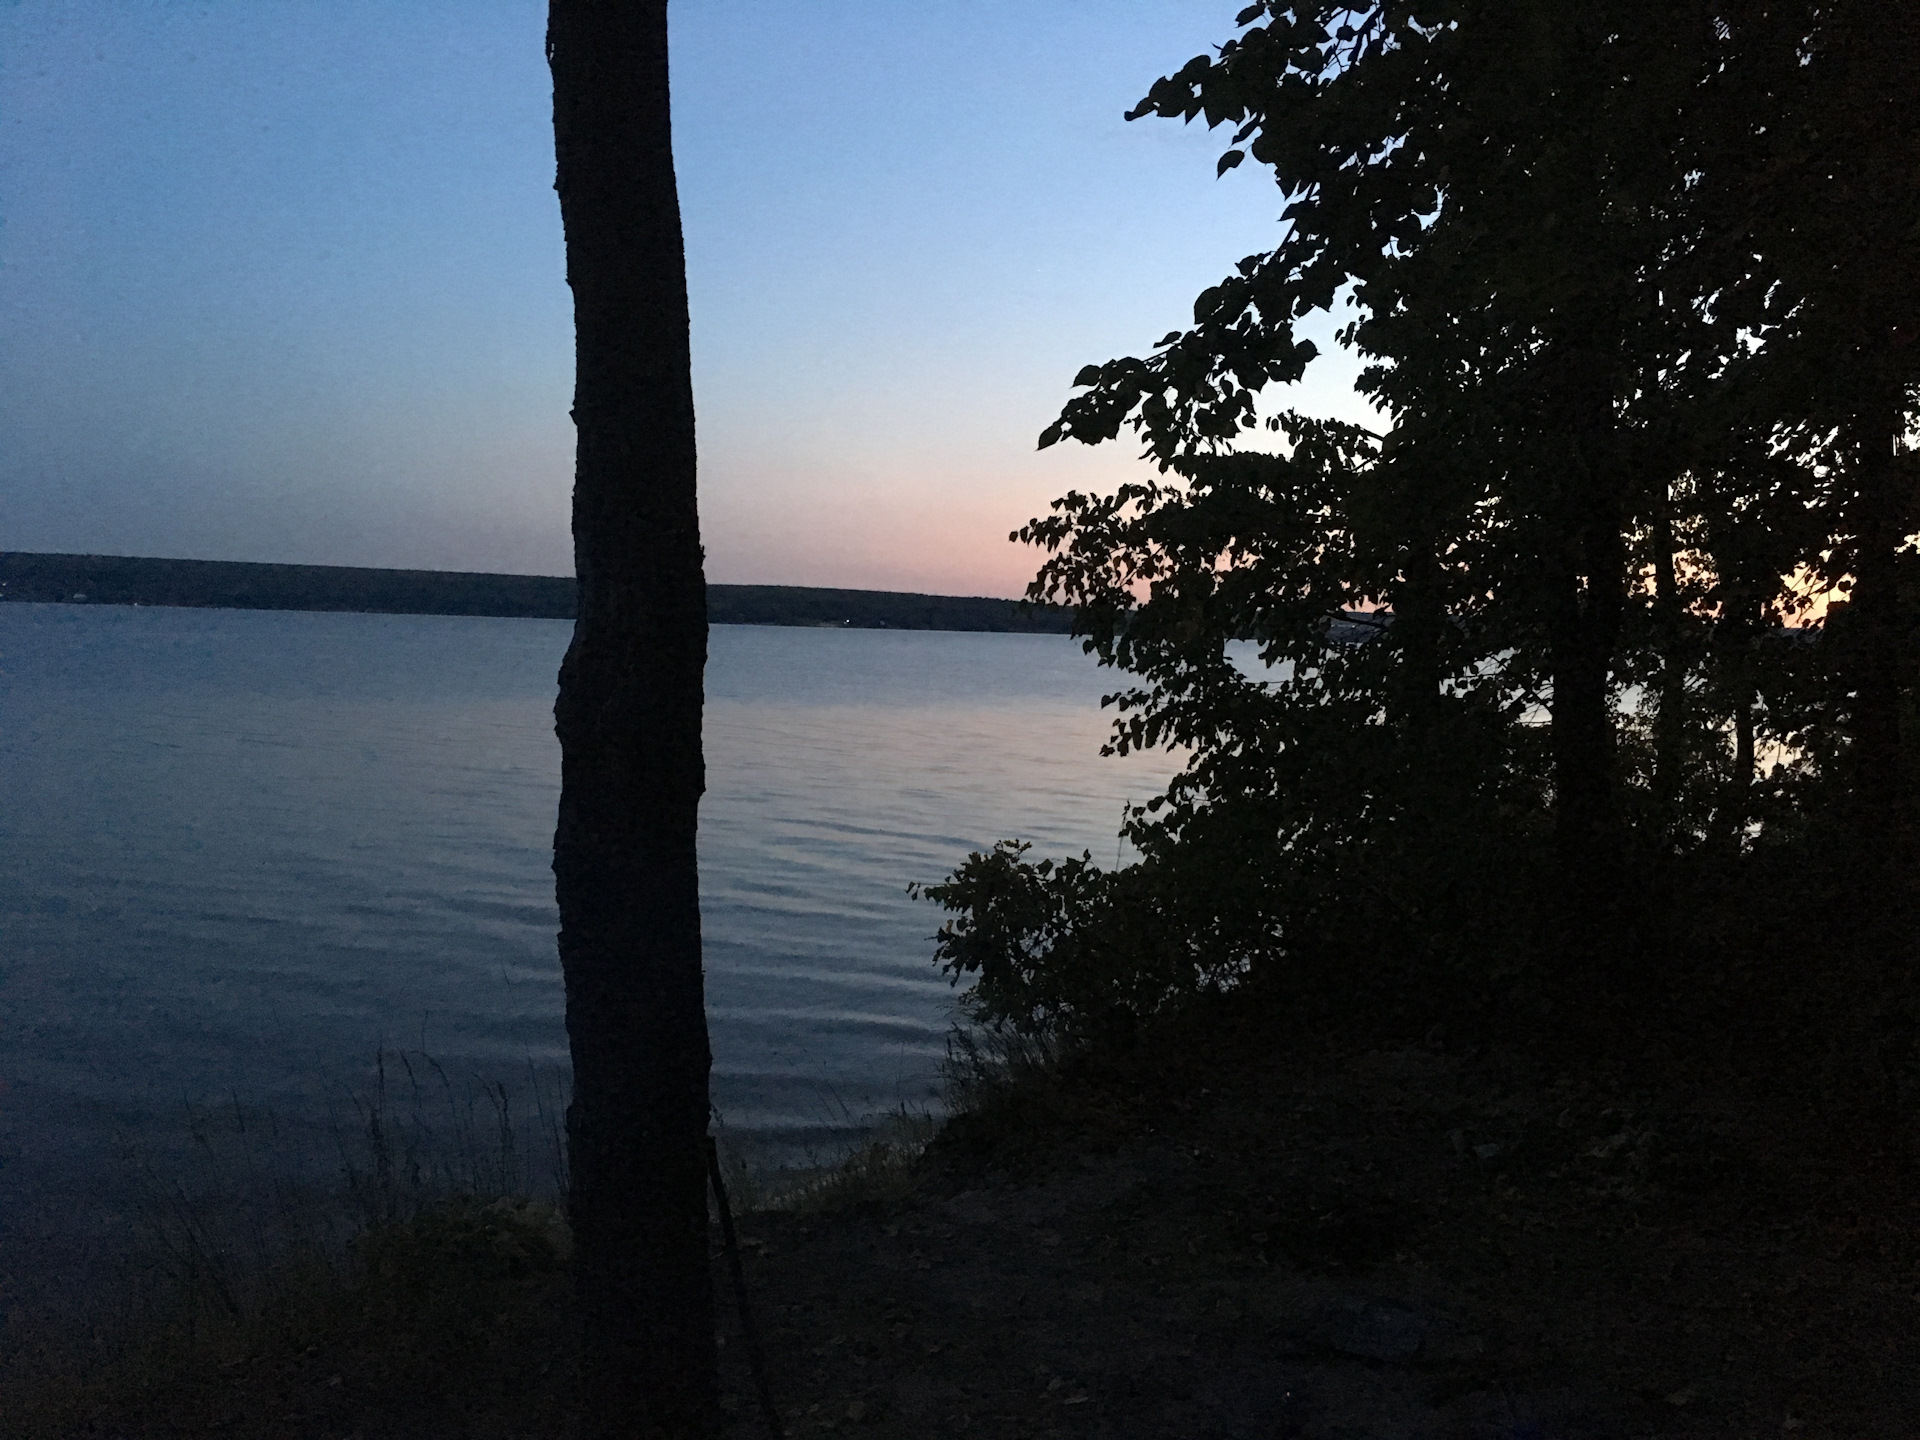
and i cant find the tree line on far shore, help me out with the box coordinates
[0,553,1072,632]
[921,1,1920,1076]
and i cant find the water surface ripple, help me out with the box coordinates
[0,604,1174,1300]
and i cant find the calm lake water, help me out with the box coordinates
[0,603,1175,1303]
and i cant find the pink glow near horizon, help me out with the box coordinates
[1,2,1386,596]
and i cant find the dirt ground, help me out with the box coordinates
[11,1018,1920,1439]
[722,1037,1920,1440]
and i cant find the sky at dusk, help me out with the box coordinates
[0,1,1372,597]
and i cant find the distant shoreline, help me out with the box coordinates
[0,552,1075,635]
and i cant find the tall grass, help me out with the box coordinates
[738,1022,1074,1210]
[942,1017,1068,1112]
[2,1034,992,1438]
[722,1105,942,1213]
[113,1048,569,1323]
[0,1050,576,1440]
[333,1048,570,1225]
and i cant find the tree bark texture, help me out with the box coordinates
[548,2,716,1435]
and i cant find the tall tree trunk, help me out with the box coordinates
[1834,378,1916,1126]
[1728,685,1755,832]
[1843,381,1911,864]
[1713,598,1758,850]
[549,3,716,1436]
[1388,513,1450,962]
[1650,487,1687,839]
[1391,519,1445,747]
[1547,364,1628,978]
[1548,534,1624,904]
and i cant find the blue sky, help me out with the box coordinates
[0,1,1369,596]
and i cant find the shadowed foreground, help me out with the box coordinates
[8,998,1916,1439]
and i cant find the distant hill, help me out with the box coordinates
[0,552,1075,635]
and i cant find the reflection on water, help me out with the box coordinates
[0,603,1176,1300]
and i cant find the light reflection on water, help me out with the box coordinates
[0,603,1176,1298]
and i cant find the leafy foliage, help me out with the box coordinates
[916,841,1222,1035]
[924,1,1920,1049]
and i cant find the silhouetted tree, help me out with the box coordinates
[548,1,716,1435]
[1033,3,1734,991]
[933,4,1916,1045]
[1707,0,1920,869]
